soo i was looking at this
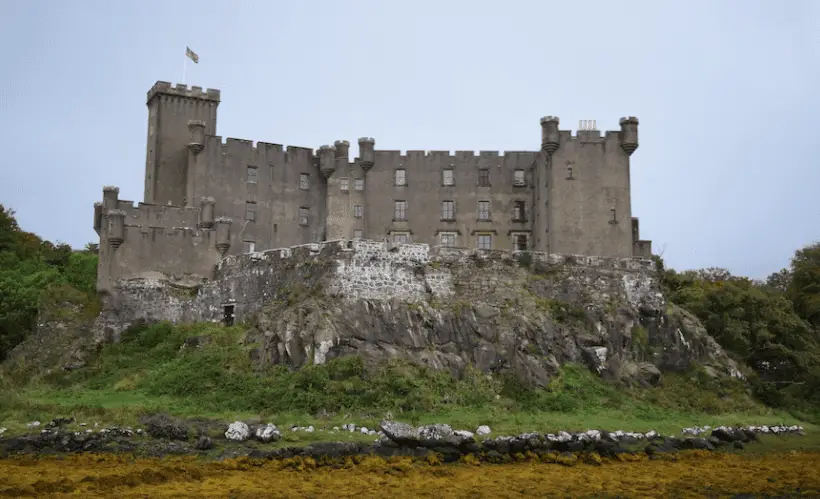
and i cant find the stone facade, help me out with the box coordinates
[93,81,652,293]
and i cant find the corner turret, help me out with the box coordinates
[102,185,119,210]
[188,120,206,155]
[106,210,126,249]
[215,217,233,256]
[318,145,336,178]
[540,116,560,154]
[334,140,350,173]
[358,137,375,171]
[199,197,215,228]
[619,117,639,155]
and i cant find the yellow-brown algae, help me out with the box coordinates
[0,451,818,498]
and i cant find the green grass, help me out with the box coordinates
[0,321,815,441]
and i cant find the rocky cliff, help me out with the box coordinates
[6,240,743,387]
[240,243,742,387]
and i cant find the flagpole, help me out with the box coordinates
[182,48,187,84]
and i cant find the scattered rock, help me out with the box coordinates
[476,425,491,436]
[255,424,280,443]
[26,421,41,429]
[225,421,250,442]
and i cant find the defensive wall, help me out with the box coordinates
[96,238,658,340]
[95,81,652,296]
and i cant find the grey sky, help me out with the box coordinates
[1,0,818,279]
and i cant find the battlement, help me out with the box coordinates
[215,238,656,274]
[197,135,318,164]
[371,150,539,166]
[146,81,221,104]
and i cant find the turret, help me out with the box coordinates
[93,202,103,233]
[318,145,336,178]
[334,140,350,167]
[540,116,560,154]
[215,217,232,256]
[358,137,375,171]
[199,196,215,229]
[102,185,119,210]
[619,117,639,155]
[188,120,206,155]
[106,209,126,249]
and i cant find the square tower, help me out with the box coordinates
[144,82,220,206]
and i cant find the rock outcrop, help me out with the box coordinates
[6,240,743,387]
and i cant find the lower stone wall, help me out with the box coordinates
[98,239,659,336]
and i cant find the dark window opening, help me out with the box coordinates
[223,305,235,326]
[513,200,526,222]
[516,235,528,251]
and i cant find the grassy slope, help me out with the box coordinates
[0,322,813,443]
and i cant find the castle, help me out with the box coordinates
[93,81,652,293]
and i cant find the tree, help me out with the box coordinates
[789,242,820,328]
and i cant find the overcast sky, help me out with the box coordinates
[1,0,818,279]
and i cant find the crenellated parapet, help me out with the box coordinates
[93,185,234,293]
[146,82,220,105]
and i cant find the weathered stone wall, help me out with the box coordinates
[99,239,656,336]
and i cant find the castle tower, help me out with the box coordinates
[144,82,220,207]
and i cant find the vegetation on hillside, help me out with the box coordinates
[0,204,818,426]
[0,205,97,360]
[1,321,803,435]
[657,244,820,418]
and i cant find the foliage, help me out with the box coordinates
[9,321,789,434]
[659,242,820,416]
[0,205,98,360]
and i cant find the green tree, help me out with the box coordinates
[788,242,820,328]
[0,205,99,360]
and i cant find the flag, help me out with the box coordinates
[185,46,199,64]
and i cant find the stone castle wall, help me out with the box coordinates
[98,238,658,339]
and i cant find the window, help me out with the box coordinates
[513,169,525,186]
[242,241,256,253]
[610,208,618,224]
[394,200,407,221]
[513,200,526,222]
[354,178,364,191]
[245,201,256,221]
[478,169,491,187]
[247,166,258,184]
[340,178,349,191]
[299,207,309,226]
[441,200,455,220]
[299,173,309,190]
[442,169,454,186]
[566,167,574,180]
[440,232,457,247]
[477,200,490,221]
[393,232,409,244]
[353,230,363,239]
[395,169,407,186]
[353,205,363,219]
[477,234,492,250]
[515,234,528,251]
